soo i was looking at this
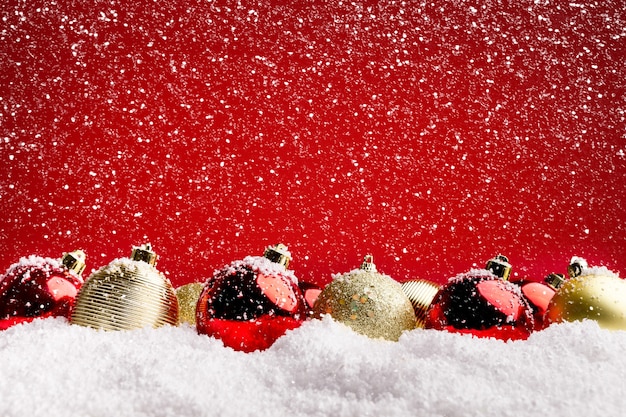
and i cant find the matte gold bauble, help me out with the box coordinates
[313,255,416,341]
[546,270,626,330]
[71,243,178,331]
[175,282,204,325]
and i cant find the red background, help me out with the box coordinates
[1,0,624,288]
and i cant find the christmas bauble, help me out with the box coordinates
[196,243,308,352]
[401,279,441,329]
[176,282,204,325]
[298,281,322,313]
[312,255,416,341]
[425,262,535,340]
[546,268,626,330]
[0,250,86,330]
[70,243,178,330]
[515,273,565,331]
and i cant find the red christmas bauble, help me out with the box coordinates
[425,270,535,340]
[0,251,85,330]
[298,281,322,313]
[196,245,307,352]
[514,273,565,331]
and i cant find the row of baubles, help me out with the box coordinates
[0,243,624,351]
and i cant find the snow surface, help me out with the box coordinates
[1,317,625,417]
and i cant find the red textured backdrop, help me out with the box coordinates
[1,0,624,287]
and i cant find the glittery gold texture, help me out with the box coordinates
[175,282,204,325]
[313,269,416,341]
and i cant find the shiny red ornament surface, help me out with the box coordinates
[0,256,83,330]
[425,271,534,340]
[516,280,557,331]
[298,281,322,313]
[196,256,307,352]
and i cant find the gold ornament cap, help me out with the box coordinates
[485,254,512,280]
[61,249,86,276]
[401,279,440,328]
[545,273,566,289]
[263,243,291,268]
[360,254,377,272]
[131,243,158,266]
[567,256,588,279]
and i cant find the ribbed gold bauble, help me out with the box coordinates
[313,255,416,341]
[175,282,204,325]
[401,279,440,328]
[70,243,178,330]
[546,271,626,330]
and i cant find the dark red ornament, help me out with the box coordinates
[196,244,308,352]
[0,251,86,330]
[424,255,535,340]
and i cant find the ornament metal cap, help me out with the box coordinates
[131,243,158,266]
[485,254,512,280]
[567,256,588,279]
[545,273,566,289]
[360,255,377,272]
[61,249,86,276]
[263,243,292,268]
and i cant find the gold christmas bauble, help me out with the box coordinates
[175,282,204,326]
[313,255,416,341]
[546,270,626,330]
[401,279,441,328]
[71,243,178,331]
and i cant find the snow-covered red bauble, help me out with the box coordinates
[0,250,86,330]
[70,243,178,331]
[196,244,308,352]
[424,255,535,340]
[312,255,417,341]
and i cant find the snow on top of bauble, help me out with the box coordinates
[447,268,498,283]
[580,266,620,279]
[92,257,173,286]
[331,268,394,283]
[1,255,63,284]
[220,255,298,285]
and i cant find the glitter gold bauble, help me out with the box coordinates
[176,282,203,325]
[401,279,440,328]
[313,255,416,341]
[70,243,178,330]
[546,269,626,330]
